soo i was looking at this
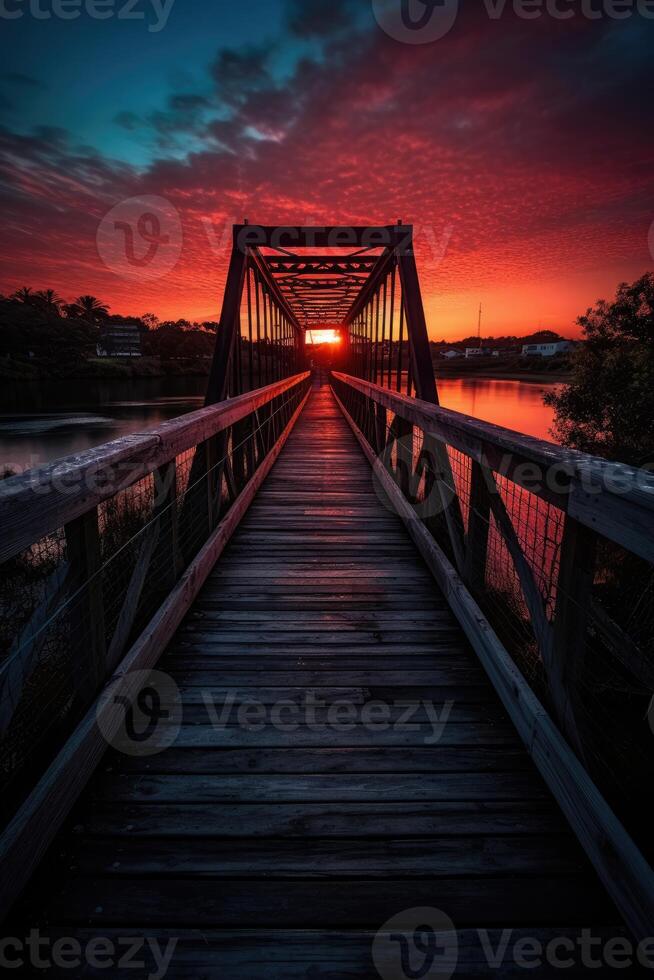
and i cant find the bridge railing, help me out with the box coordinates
[0,372,311,834]
[332,369,654,937]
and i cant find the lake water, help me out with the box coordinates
[0,375,560,475]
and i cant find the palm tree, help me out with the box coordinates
[34,289,63,313]
[71,295,110,321]
[12,286,34,304]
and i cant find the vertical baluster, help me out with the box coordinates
[550,515,597,759]
[246,265,254,392]
[464,461,491,593]
[373,289,380,385]
[254,269,263,388]
[388,264,396,389]
[380,276,387,389]
[396,295,405,393]
[64,508,106,700]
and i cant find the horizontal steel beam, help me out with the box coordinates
[233,224,414,252]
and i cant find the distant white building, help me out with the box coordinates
[440,349,464,359]
[97,322,142,358]
[465,347,491,359]
[521,341,573,358]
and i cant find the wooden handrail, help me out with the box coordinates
[0,372,310,565]
[332,378,654,942]
[0,379,312,922]
[332,371,654,562]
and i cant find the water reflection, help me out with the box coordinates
[0,377,206,473]
[0,375,560,474]
[436,378,560,442]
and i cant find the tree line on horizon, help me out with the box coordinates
[1,273,652,464]
[0,288,221,371]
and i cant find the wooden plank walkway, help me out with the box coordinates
[9,384,624,976]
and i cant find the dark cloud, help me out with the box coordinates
[114,111,141,132]
[286,0,356,38]
[211,47,273,105]
[1,72,46,89]
[169,94,212,111]
[0,9,653,328]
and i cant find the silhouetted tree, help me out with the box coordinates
[11,286,34,304]
[34,289,64,314]
[545,273,654,465]
[70,295,109,321]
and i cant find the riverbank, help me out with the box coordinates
[433,355,571,384]
[0,356,211,381]
[436,366,571,383]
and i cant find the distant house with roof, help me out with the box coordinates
[521,340,574,358]
[97,322,142,358]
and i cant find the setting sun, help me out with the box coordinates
[305,329,342,345]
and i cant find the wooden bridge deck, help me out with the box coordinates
[12,384,622,976]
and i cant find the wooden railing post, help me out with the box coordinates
[64,508,106,701]
[464,460,491,593]
[374,402,387,456]
[393,417,414,499]
[551,514,597,759]
[153,459,181,587]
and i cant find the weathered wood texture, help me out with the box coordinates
[333,382,654,944]
[0,371,310,564]
[331,371,654,561]
[7,384,628,977]
[0,384,310,922]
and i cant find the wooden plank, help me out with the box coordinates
[67,836,583,877]
[43,877,616,928]
[101,724,518,750]
[71,800,565,840]
[88,772,549,803]
[110,745,531,774]
[30,928,634,980]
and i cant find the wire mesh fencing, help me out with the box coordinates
[332,371,654,854]
[0,373,310,825]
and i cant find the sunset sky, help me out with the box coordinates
[1,0,653,340]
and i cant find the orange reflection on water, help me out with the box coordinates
[436,378,561,443]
